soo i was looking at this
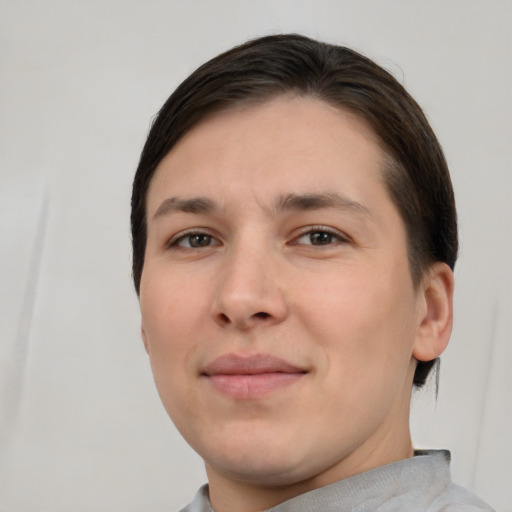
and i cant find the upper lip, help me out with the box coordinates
[202,353,306,376]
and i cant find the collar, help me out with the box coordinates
[182,450,452,512]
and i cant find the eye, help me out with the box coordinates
[170,231,220,249]
[295,227,349,246]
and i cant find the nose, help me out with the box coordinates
[211,242,289,330]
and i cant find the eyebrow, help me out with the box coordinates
[152,192,372,220]
[153,197,217,219]
[275,192,373,219]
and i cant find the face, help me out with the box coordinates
[140,96,428,492]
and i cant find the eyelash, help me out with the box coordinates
[168,229,220,249]
[168,225,350,250]
[293,226,350,247]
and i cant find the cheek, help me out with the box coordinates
[296,271,418,434]
[140,269,210,404]
[296,265,416,372]
[141,265,210,343]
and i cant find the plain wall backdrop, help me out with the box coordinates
[1,1,511,511]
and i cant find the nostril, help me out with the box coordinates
[219,313,230,324]
[214,310,275,328]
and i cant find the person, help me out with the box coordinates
[130,34,495,511]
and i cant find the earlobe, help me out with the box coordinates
[412,262,454,362]
[141,325,150,355]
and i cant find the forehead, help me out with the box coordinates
[147,96,388,215]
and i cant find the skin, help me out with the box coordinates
[139,96,453,512]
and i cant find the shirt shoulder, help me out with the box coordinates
[429,482,496,512]
[178,484,213,512]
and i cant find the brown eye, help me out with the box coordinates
[309,231,333,245]
[188,234,212,247]
[172,232,219,249]
[296,228,347,246]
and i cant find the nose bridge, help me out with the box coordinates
[212,231,287,328]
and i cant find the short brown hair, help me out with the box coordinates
[131,34,458,387]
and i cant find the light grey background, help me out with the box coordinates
[0,1,511,511]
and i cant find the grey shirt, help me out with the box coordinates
[179,451,495,512]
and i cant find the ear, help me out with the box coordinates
[141,324,150,355]
[413,262,454,362]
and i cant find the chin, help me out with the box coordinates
[209,456,316,488]
[200,434,332,488]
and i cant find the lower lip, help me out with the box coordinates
[205,372,305,399]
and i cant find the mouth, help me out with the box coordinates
[201,353,307,399]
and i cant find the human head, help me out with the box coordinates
[131,33,458,386]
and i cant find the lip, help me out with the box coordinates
[201,353,307,399]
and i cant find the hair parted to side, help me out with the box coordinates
[131,33,458,387]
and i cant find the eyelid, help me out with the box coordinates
[165,225,350,249]
[291,225,351,245]
[167,228,221,249]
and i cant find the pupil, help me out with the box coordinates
[190,234,210,247]
[311,232,331,245]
